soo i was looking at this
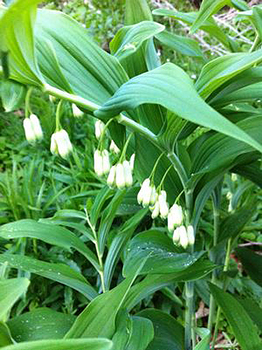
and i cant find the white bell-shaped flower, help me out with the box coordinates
[51,129,73,159]
[123,160,133,187]
[109,140,120,154]
[72,104,84,118]
[137,178,150,205]
[158,190,169,219]
[168,204,183,232]
[95,120,105,139]
[187,225,195,246]
[173,226,181,244]
[150,196,160,219]
[107,165,116,187]
[30,114,43,140]
[179,225,189,249]
[102,150,110,175]
[94,150,103,176]
[23,118,36,144]
[129,153,135,171]
[116,163,125,189]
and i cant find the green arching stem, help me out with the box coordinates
[25,87,34,118]
[97,118,113,151]
[158,164,173,191]
[211,237,233,350]
[150,152,165,183]
[85,210,106,293]
[249,34,260,53]
[55,99,63,131]
[119,131,134,163]
[208,199,220,332]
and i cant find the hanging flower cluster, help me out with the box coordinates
[23,114,43,144]
[50,129,73,159]
[93,120,134,190]
[94,149,110,177]
[107,160,133,189]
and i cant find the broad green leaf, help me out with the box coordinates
[90,186,113,226]
[153,9,237,51]
[251,6,262,41]
[104,208,148,290]
[190,0,231,33]
[233,162,262,188]
[124,260,216,310]
[236,297,262,332]
[7,308,75,342]
[0,0,43,85]
[123,229,200,276]
[210,82,262,107]
[137,309,184,350]
[95,63,262,154]
[208,67,262,106]
[0,220,100,271]
[209,283,262,350]
[0,322,13,346]
[218,201,256,242]
[236,247,262,287]
[125,0,152,25]
[191,116,262,174]
[35,9,128,105]
[65,273,139,339]
[195,49,262,99]
[194,328,210,350]
[0,80,26,112]
[156,30,204,58]
[0,339,113,350]
[0,254,98,300]
[112,310,154,350]
[0,278,29,321]
[110,21,164,61]
[98,190,126,255]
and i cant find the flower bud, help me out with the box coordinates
[123,160,133,187]
[56,129,73,159]
[151,200,160,219]
[94,150,103,176]
[102,149,110,175]
[49,95,56,103]
[72,104,84,118]
[109,140,120,154]
[116,163,125,189]
[173,227,181,244]
[23,118,36,144]
[107,165,116,187]
[168,204,183,231]
[30,114,43,140]
[158,190,169,219]
[187,225,195,246]
[129,153,135,170]
[179,225,189,249]
[149,185,157,206]
[137,178,150,205]
[95,120,105,139]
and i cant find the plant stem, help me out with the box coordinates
[208,206,220,331]
[185,280,194,350]
[85,212,106,293]
[249,34,260,53]
[211,238,232,350]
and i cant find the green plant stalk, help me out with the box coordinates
[208,207,220,331]
[85,212,106,293]
[249,34,260,53]
[185,280,194,350]
[45,83,197,343]
[211,237,232,350]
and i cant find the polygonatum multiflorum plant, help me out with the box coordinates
[1,0,262,349]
